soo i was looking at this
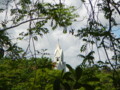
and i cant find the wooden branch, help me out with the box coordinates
[111,0,120,15]
[0,17,47,31]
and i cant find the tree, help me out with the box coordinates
[0,0,77,59]
[53,64,103,90]
[0,57,61,90]
[78,51,95,67]
[76,0,120,89]
[0,1,77,89]
[0,0,120,89]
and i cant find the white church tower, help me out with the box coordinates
[54,42,66,71]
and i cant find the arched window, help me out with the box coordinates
[57,57,59,61]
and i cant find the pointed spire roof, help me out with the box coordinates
[56,38,61,49]
[56,43,61,49]
[54,39,63,58]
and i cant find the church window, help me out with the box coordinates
[57,58,59,61]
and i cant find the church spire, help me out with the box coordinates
[58,38,59,44]
[57,38,61,49]
[54,41,66,71]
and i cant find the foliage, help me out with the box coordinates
[76,0,120,89]
[0,57,119,90]
[0,0,120,90]
[0,57,61,90]
[0,0,77,59]
[53,64,117,90]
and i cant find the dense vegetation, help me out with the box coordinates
[0,57,120,90]
[0,57,60,90]
[0,0,120,90]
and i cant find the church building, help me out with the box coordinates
[54,43,66,71]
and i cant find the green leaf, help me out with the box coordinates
[53,79,61,90]
[20,0,31,4]
[87,77,100,82]
[82,84,95,90]
[63,26,67,34]
[33,36,38,41]
[80,44,87,52]
[63,30,67,34]
[62,72,74,81]
[74,82,82,89]
[81,0,85,2]
[75,66,82,81]
[62,83,71,90]
[0,9,4,12]
[62,72,71,79]
[0,48,4,59]
[83,38,87,41]
[66,64,74,73]
[1,22,6,28]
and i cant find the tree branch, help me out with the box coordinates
[111,0,120,15]
[0,17,47,31]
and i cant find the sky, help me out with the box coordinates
[0,0,120,68]
[11,21,83,68]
